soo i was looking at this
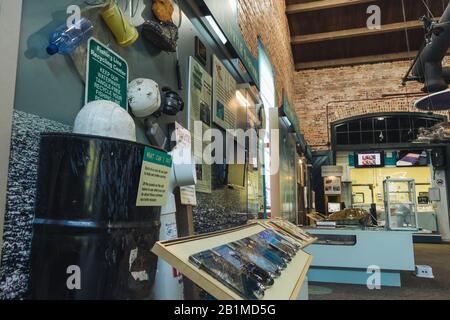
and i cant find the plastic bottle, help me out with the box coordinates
[46,18,94,55]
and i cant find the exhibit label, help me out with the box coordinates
[188,57,212,194]
[213,55,237,131]
[85,38,129,110]
[136,147,172,206]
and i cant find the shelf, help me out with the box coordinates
[389,202,414,205]
[388,191,413,194]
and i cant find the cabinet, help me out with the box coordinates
[383,179,419,231]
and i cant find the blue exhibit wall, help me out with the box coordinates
[0,0,251,299]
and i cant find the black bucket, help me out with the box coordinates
[28,133,163,300]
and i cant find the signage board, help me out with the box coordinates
[321,165,344,177]
[85,38,129,110]
[136,147,173,207]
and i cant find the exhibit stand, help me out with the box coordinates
[153,221,315,300]
[304,227,415,287]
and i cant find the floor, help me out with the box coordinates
[309,243,450,300]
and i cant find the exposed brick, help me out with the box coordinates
[237,1,449,152]
[237,0,295,107]
[293,61,450,151]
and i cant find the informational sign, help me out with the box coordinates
[180,186,197,206]
[188,57,212,194]
[173,122,198,206]
[136,147,172,206]
[85,38,129,110]
[213,55,237,131]
[324,176,342,195]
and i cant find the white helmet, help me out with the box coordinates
[128,78,161,118]
[73,100,136,142]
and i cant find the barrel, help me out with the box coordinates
[28,133,163,300]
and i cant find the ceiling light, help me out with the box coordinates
[205,15,228,45]
[283,116,292,128]
[236,90,249,107]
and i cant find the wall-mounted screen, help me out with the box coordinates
[396,150,429,167]
[354,151,385,168]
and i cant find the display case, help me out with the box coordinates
[383,179,419,231]
[152,222,313,300]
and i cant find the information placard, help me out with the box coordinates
[136,147,172,207]
[85,38,129,110]
[188,57,212,194]
[212,55,237,131]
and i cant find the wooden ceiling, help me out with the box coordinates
[286,0,450,70]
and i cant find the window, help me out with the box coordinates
[332,114,444,147]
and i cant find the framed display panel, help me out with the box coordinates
[383,179,419,231]
[152,223,312,300]
[255,219,317,249]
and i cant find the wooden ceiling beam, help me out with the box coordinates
[295,51,420,70]
[286,0,375,14]
[291,19,430,45]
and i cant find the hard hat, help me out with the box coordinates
[73,100,136,142]
[161,87,184,116]
[128,78,161,118]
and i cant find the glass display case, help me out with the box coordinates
[383,179,419,231]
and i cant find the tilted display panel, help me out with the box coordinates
[152,223,312,300]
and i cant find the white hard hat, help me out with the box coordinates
[73,100,137,142]
[128,78,161,118]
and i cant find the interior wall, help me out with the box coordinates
[0,0,23,266]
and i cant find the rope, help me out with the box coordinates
[421,0,435,18]
[401,0,411,53]
[401,0,412,111]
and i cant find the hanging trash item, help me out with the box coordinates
[160,87,184,116]
[46,17,94,55]
[142,20,178,52]
[152,0,174,23]
[142,0,179,52]
[128,78,162,118]
[128,78,184,117]
[101,0,139,47]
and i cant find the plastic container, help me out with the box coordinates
[46,17,93,55]
[28,133,163,300]
[101,3,138,47]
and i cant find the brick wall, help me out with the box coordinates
[237,0,295,106]
[237,1,448,152]
[293,60,450,151]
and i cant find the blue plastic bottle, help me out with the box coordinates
[46,17,94,55]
